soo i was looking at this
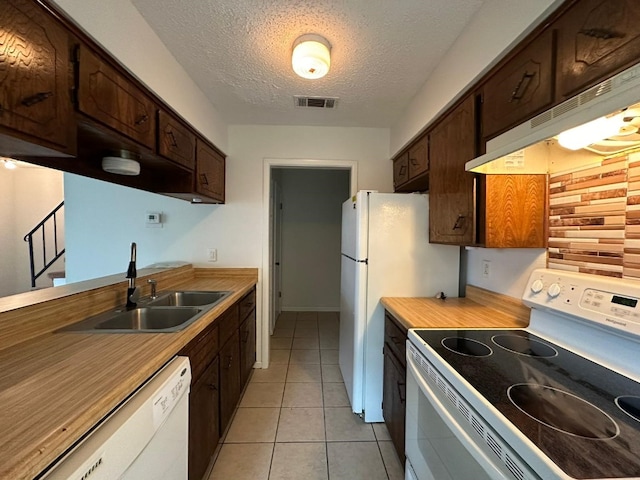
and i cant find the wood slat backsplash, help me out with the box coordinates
[548,151,640,279]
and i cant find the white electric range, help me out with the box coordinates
[405,268,640,480]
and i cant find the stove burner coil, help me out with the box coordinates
[616,396,640,423]
[508,383,619,440]
[441,337,492,357]
[491,334,558,358]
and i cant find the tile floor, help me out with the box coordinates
[208,311,404,480]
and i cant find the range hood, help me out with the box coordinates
[466,62,640,174]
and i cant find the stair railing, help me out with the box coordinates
[24,201,65,288]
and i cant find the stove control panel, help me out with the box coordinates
[523,268,640,336]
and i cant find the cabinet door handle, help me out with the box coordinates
[509,71,535,102]
[452,215,465,230]
[134,114,149,125]
[227,355,233,368]
[579,28,624,40]
[208,383,218,391]
[21,91,53,107]
[397,381,406,404]
[167,130,178,147]
[199,173,209,185]
[410,157,418,166]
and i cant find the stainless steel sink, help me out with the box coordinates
[147,290,231,307]
[58,290,231,333]
[93,307,202,331]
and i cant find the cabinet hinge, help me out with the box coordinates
[280,203,283,210]
[278,291,282,298]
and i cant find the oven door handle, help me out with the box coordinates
[407,354,512,480]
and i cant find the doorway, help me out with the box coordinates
[261,159,357,368]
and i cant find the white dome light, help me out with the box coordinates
[558,116,623,151]
[292,34,331,80]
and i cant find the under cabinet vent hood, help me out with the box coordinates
[466,62,640,174]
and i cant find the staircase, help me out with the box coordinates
[24,201,65,288]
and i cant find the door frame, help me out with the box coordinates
[261,158,357,368]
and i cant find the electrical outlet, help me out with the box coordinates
[207,248,217,262]
[482,260,491,278]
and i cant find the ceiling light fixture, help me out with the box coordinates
[101,151,141,176]
[292,34,331,80]
[1,158,17,170]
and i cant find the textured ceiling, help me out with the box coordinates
[130,0,484,128]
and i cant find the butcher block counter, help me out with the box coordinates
[381,285,530,330]
[0,265,257,480]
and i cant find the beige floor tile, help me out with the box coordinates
[378,441,405,480]
[320,349,338,365]
[251,364,288,383]
[321,364,343,383]
[297,312,318,323]
[276,407,325,442]
[319,333,339,349]
[209,443,273,480]
[269,349,291,364]
[275,318,296,329]
[317,311,339,322]
[271,337,293,349]
[325,407,375,441]
[240,382,285,407]
[372,422,391,441]
[322,382,350,407]
[287,363,322,383]
[327,442,387,480]
[294,327,319,338]
[290,349,321,364]
[282,382,323,407]
[225,407,280,443]
[273,327,294,338]
[292,337,319,349]
[269,443,328,480]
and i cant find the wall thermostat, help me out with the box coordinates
[146,211,162,227]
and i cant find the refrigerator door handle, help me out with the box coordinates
[341,253,368,264]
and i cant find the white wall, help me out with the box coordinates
[0,166,64,296]
[279,169,349,311]
[51,0,228,151]
[390,0,562,155]
[465,248,547,298]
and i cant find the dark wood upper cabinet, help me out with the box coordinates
[196,139,225,203]
[556,0,640,99]
[0,0,73,154]
[393,134,429,193]
[158,110,196,170]
[77,45,156,149]
[393,152,409,190]
[482,29,555,140]
[429,95,477,245]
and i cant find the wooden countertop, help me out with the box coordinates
[0,267,257,480]
[381,285,530,330]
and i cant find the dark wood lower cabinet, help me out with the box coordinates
[383,313,407,465]
[219,329,241,434]
[240,310,256,388]
[188,356,219,480]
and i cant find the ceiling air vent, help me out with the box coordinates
[294,96,338,109]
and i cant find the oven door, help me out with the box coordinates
[405,347,516,480]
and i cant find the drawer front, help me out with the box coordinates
[158,110,195,170]
[218,303,239,346]
[181,324,218,381]
[77,45,156,149]
[481,29,554,140]
[384,313,407,367]
[239,288,256,321]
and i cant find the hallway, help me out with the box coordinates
[209,311,403,480]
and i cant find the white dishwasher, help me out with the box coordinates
[41,356,191,480]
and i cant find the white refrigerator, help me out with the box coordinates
[339,191,460,422]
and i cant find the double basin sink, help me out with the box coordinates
[60,291,231,333]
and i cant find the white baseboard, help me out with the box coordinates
[281,306,339,312]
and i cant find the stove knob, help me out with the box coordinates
[548,283,562,298]
[530,279,544,294]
